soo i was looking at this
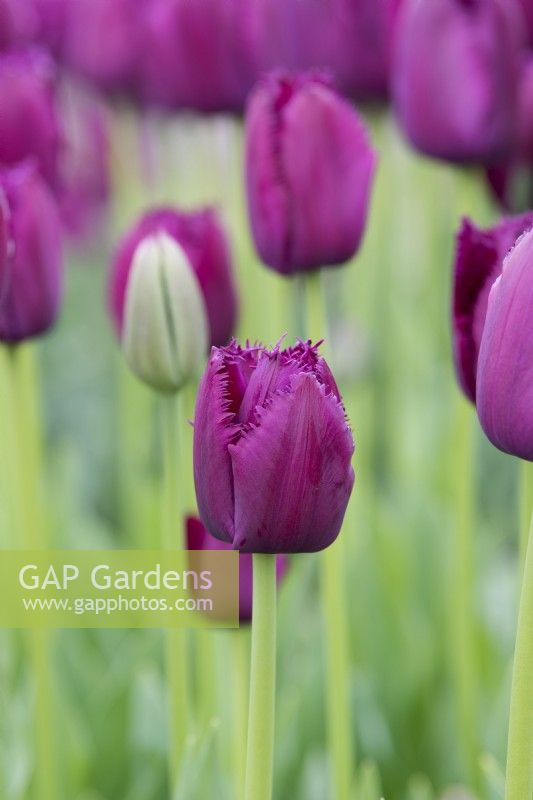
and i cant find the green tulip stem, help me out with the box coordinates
[505,510,533,800]
[2,344,58,800]
[233,628,250,800]
[303,272,354,800]
[450,394,481,792]
[520,462,533,569]
[161,392,191,790]
[244,554,277,800]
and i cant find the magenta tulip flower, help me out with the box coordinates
[245,73,376,274]
[57,92,111,244]
[476,226,533,461]
[32,0,68,57]
[0,162,64,343]
[193,339,355,553]
[332,0,404,102]
[517,0,533,44]
[110,207,238,348]
[392,0,522,164]
[485,57,533,211]
[0,48,61,185]
[62,0,145,96]
[139,0,259,113]
[187,516,288,622]
[452,212,533,402]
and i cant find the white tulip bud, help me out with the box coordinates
[122,233,208,393]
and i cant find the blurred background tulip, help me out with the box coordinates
[0,48,61,186]
[194,340,355,553]
[118,233,208,393]
[452,212,533,402]
[109,207,238,347]
[187,516,288,622]
[55,87,111,244]
[476,226,533,460]
[61,0,145,98]
[393,0,522,163]
[139,0,260,113]
[0,162,63,343]
[245,73,376,274]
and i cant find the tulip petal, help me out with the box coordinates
[230,372,354,553]
[193,349,242,544]
[476,228,533,461]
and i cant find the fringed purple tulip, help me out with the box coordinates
[245,73,376,274]
[109,208,238,348]
[62,0,144,97]
[477,226,533,461]
[139,0,259,113]
[187,516,288,622]
[193,340,355,553]
[0,48,61,185]
[392,0,522,164]
[452,213,533,402]
[0,162,63,343]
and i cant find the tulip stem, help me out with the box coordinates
[321,541,354,800]
[244,554,277,800]
[303,272,354,799]
[161,393,191,791]
[519,462,533,569]
[449,395,481,793]
[504,511,533,800]
[233,628,249,800]
[3,345,58,800]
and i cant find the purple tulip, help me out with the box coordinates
[332,0,404,102]
[32,0,68,57]
[0,188,8,272]
[187,516,288,622]
[452,213,533,402]
[193,339,355,553]
[139,0,260,113]
[485,57,533,211]
[0,48,61,186]
[392,0,522,164]
[110,208,238,348]
[245,73,376,274]
[62,0,145,97]
[257,0,403,103]
[476,226,533,461]
[0,162,64,343]
[517,0,533,44]
[56,90,111,244]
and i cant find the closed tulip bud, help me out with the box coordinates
[109,207,238,348]
[452,213,533,402]
[121,233,208,393]
[245,73,376,275]
[139,0,259,113]
[193,339,355,553]
[485,58,533,212]
[0,163,63,343]
[0,48,60,185]
[63,0,144,97]
[476,226,533,460]
[57,91,111,244]
[517,0,533,44]
[393,0,522,164]
[187,516,288,623]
